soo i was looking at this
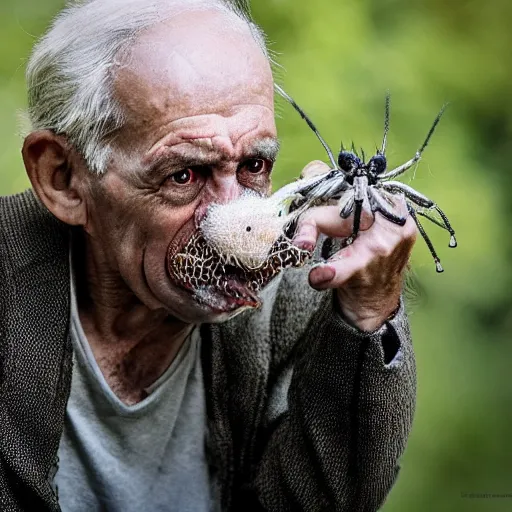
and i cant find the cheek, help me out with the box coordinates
[137,203,198,254]
[92,192,196,261]
[238,173,272,196]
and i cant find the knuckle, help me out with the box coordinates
[300,209,317,226]
[301,160,330,179]
[377,242,395,258]
[359,209,375,232]
[371,232,395,258]
[403,218,418,242]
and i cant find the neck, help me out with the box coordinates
[71,230,193,405]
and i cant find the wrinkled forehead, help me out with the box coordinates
[113,8,274,126]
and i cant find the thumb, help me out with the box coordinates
[300,160,331,180]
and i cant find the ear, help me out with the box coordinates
[22,131,88,226]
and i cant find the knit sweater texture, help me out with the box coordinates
[0,190,416,511]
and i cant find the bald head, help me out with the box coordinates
[114,8,273,152]
[26,0,270,174]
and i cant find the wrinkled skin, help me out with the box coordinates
[22,9,416,404]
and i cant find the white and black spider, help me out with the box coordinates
[275,85,457,273]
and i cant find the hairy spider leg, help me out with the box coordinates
[339,189,355,219]
[419,103,448,154]
[416,210,450,231]
[416,210,457,247]
[378,104,448,180]
[407,204,444,273]
[341,177,367,247]
[309,174,349,202]
[380,91,391,155]
[274,83,338,169]
[368,187,407,226]
[294,174,349,217]
[382,181,457,247]
[431,205,457,247]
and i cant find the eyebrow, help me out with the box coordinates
[143,136,280,180]
[248,137,281,162]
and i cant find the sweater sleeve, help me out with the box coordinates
[249,292,416,512]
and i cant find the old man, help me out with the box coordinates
[0,0,417,510]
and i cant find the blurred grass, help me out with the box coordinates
[1,1,511,510]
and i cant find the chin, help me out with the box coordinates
[160,285,255,324]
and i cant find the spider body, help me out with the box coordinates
[275,85,457,272]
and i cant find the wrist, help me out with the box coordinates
[336,291,401,332]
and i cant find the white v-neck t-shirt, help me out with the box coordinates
[54,269,212,512]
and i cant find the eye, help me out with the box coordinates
[240,158,271,174]
[368,154,387,174]
[338,151,360,172]
[170,168,198,185]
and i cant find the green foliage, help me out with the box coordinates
[1,1,510,510]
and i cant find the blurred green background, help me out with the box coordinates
[1,0,510,510]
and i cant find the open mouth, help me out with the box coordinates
[167,231,312,311]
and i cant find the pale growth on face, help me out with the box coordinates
[200,190,292,269]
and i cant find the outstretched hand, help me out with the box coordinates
[293,161,417,332]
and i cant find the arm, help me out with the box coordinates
[250,292,415,511]
[248,161,418,510]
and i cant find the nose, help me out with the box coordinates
[194,171,243,227]
[207,173,242,204]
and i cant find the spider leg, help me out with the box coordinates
[380,91,391,155]
[274,83,339,170]
[407,203,444,273]
[417,209,457,248]
[382,181,432,207]
[341,177,367,247]
[431,204,457,247]
[379,155,419,180]
[368,187,407,226]
[382,181,457,247]
[379,104,448,179]
[306,173,349,203]
[338,189,355,219]
[416,210,449,231]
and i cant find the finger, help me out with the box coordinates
[293,194,377,250]
[358,193,375,232]
[309,244,373,289]
[309,207,416,289]
[293,205,354,250]
[373,194,417,242]
[300,160,331,179]
[373,192,408,230]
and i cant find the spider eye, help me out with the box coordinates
[338,151,359,172]
[369,154,387,174]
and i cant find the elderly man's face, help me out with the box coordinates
[83,10,277,323]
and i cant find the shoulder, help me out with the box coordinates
[0,190,69,276]
[0,190,70,336]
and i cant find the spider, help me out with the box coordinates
[275,85,457,273]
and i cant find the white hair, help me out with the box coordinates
[26,0,269,174]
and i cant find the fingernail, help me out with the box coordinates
[293,237,316,252]
[309,264,336,289]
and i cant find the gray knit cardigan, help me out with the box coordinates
[0,190,416,512]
